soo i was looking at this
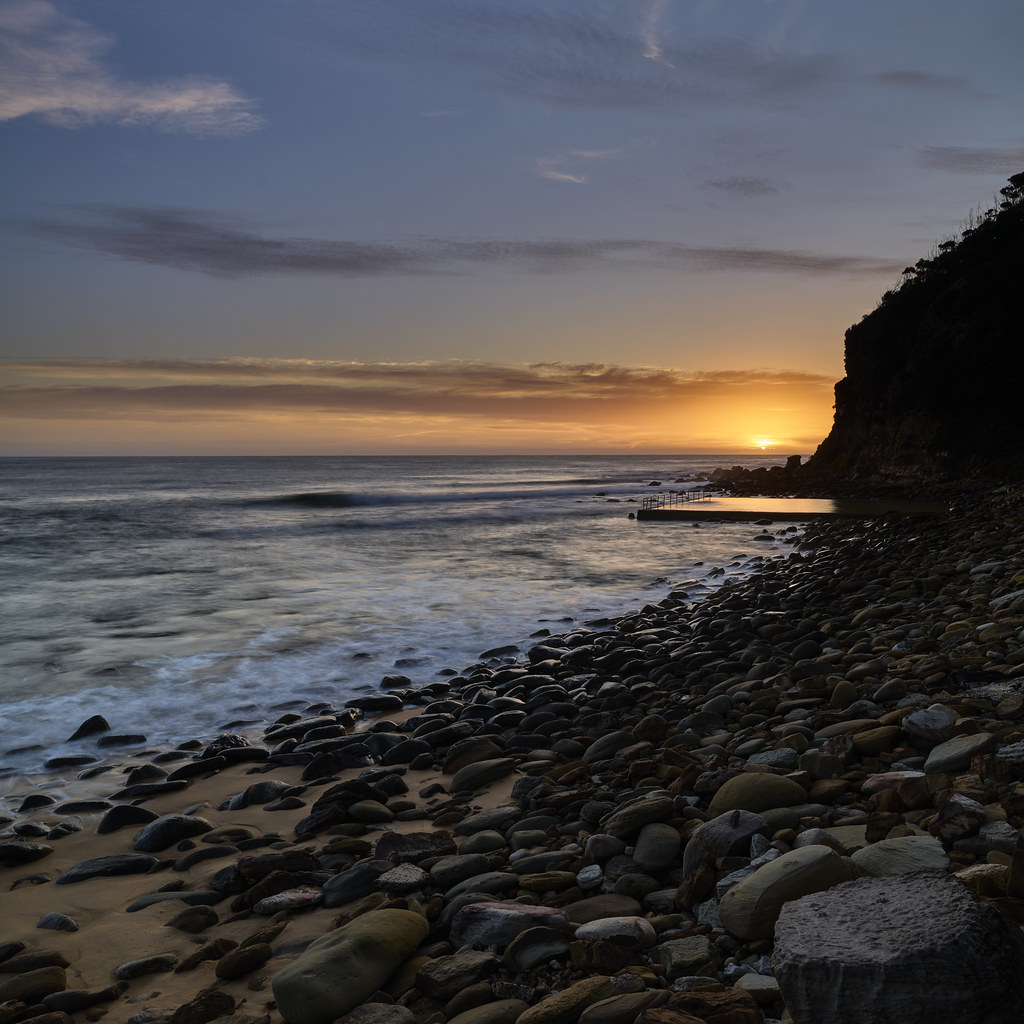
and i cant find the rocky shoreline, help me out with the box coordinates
[3,486,1024,1024]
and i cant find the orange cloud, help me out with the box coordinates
[0,358,835,455]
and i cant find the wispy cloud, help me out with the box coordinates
[916,145,1024,175]
[534,146,625,184]
[20,205,903,278]
[0,1,262,134]
[1,358,835,423]
[334,1,845,113]
[703,176,783,197]
[872,70,986,98]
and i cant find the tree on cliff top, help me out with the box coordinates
[809,171,1024,480]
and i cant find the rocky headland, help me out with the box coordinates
[4,483,1024,1024]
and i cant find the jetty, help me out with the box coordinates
[636,490,947,522]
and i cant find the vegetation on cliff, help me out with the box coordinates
[809,171,1024,482]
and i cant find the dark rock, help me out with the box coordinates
[0,965,67,1004]
[215,942,273,980]
[114,953,179,980]
[132,814,215,852]
[165,905,220,933]
[0,840,54,866]
[97,804,160,834]
[774,872,1024,1023]
[67,715,110,740]
[56,853,160,884]
[42,981,127,1014]
[36,913,78,932]
[167,990,235,1024]
[0,950,69,973]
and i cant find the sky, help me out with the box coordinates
[2,0,1022,456]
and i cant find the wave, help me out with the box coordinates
[251,479,693,511]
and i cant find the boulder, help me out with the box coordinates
[706,774,808,817]
[850,834,949,876]
[774,872,1024,1023]
[632,822,681,873]
[272,908,429,1024]
[718,846,857,941]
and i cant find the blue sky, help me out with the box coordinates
[2,0,1022,454]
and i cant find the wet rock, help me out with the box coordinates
[271,908,429,1024]
[164,905,220,933]
[0,965,66,1004]
[132,814,215,852]
[114,953,178,980]
[0,841,54,866]
[41,982,127,1014]
[35,914,77,932]
[321,858,391,908]
[214,942,273,980]
[56,853,160,884]
[97,804,159,834]
[375,830,457,863]
[67,715,110,740]
[774,872,1024,1023]
[166,990,235,1024]
[450,758,518,795]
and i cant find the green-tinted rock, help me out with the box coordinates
[0,965,67,1004]
[516,977,619,1024]
[271,908,429,1024]
[718,846,857,941]
[448,999,530,1024]
[707,773,808,817]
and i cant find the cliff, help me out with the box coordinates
[808,172,1024,487]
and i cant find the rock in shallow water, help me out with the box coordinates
[773,871,1024,1024]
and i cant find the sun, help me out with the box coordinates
[753,437,777,451]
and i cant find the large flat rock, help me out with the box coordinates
[774,871,1024,1023]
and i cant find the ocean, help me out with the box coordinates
[0,454,799,797]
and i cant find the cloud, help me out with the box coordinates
[871,70,983,97]
[916,146,1024,175]
[0,1,262,134]
[21,205,903,278]
[703,176,782,197]
[1,358,835,424]
[333,1,845,113]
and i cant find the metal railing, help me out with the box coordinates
[640,488,716,512]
